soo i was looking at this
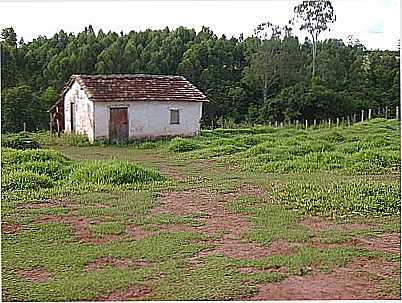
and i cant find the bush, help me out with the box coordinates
[168,137,200,152]
[1,133,41,149]
[71,160,165,185]
[2,171,54,191]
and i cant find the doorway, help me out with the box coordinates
[109,107,129,143]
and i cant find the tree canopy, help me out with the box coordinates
[0,14,399,133]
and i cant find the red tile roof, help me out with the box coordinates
[69,74,208,103]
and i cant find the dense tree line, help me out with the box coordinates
[1,21,400,132]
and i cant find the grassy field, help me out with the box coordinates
[1,118,401,301]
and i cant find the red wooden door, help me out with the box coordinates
[109,107,128,143]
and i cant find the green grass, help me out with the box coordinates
[2,118,400,301]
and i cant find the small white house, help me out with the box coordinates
[55,74,208,143]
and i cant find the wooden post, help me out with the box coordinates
[385,106,388,119]
[313,119,317,127]
[361,110,364,122]
[368,108,372,120]
[280,122,283,128]
[275,121,278,127]
[328,118,331,128]
[353,114,357,123]
[296,120,299,128]
[378,107,381,116]
[336,117,339,127]
[347,116,350,126]
[305,120,308,129]
[396,106,400,120]
[23,122,26,132]
[341,117,344,124]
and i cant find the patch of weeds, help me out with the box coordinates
[168,137,201,152]
[274,179,401,219]
[228,197,313,245]
[71,160,166,185]
[89,222,125,236]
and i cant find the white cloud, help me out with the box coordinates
[0,0,399,50]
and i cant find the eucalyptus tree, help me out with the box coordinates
[291,0,336,78]
[253,22,293,103]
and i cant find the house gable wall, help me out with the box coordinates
[64,81,95,142]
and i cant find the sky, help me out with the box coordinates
[0,0,400,50]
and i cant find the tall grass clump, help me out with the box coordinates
[71,160,165,185]
[1,133,41,149]
[2,171,54,191]
[275,180,401,218]
[168,137,201,152]
[2,148,70,166]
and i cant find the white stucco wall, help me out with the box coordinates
[64,81,95,142]
[94,101,203,140]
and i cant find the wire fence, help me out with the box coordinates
[269,106,400,129]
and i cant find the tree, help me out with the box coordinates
[253,22,293,103]
[2,85,46,133]
[291,0,336,78]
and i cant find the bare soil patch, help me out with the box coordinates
[33,214,118,244]
[18,199,76,210]
[126,224,158,240]
[85,257,150,272]
[246,256,400,300]
[95,285,151,301]
[152,187,289,260]
[300,216,373,232]
[352,233,401,254]
[16,268,51,283]
[1,223,22,234]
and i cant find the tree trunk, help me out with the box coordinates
[311,35,317,79]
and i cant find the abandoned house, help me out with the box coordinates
[49,74,208,143]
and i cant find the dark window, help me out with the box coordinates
[170,109,180,124]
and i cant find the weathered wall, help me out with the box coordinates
[94,101,202,140]
[64,81,95,142]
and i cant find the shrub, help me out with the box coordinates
[1,133,41,149]
[2,171,54,191]
[168,138,200,152]
[71,160,165,185]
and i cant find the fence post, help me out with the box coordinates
[296,120,299,128]
[275,121,278,127]
[378,107,381,117]
[280,122,283,128]
[313,119,317,127]
[305,120,308,129]
[328,118,331,128]
[368,109,372,120]
[353,113,357,123]
[385,106,388,119]
[361,110,364,122]
[396,106,400,120]
[347,116,350,126]
[336,117,339,127]
[23,122,26,132]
